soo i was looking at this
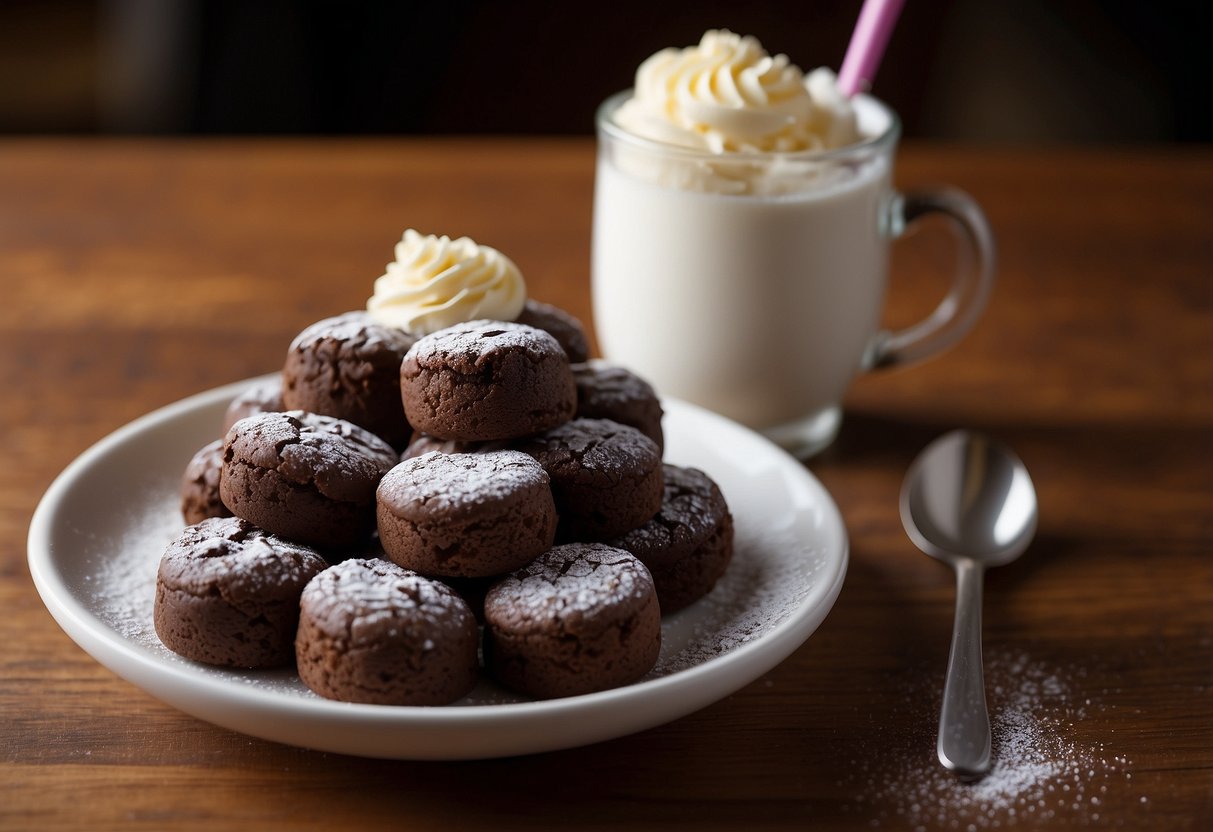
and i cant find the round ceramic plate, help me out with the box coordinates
[28,377,848,760]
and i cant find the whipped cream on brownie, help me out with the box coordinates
[367,229,527,335]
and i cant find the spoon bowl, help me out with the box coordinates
[900,430,1038,778]
[902,430,1038,567]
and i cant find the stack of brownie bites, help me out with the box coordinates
[158,233,734,706]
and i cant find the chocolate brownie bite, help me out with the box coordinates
[572,363,664,450]
[517,418,663,540]
[484,543,661,699]
[607,465,734,613]
[180,439,232,525]
[223,377,285,435]
[515,299,590,363]
[295,558,479,705]
[220,411,398,549]
[377,450,557,578]
[400,320,576,442]
[154,516,328,668]
[282,312,418,448]
[400,432,508,461]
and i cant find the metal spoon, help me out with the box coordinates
[900,430,1038,778]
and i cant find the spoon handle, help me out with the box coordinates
[938,559,992,777]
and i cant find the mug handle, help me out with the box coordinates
[868,188,996,369]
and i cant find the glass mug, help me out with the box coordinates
[591,91,995,458]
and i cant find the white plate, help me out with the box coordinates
[28,377,848,760]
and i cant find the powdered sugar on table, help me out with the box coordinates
[847,652,1138,829]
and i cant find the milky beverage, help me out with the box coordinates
[594,102,893,429]
[592,31,898,433]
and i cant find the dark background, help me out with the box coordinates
[0,0,1207,143]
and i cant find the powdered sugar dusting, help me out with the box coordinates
[406,319,560,365]
[379,450,548,516]
[289,310,417,354]
[87,484,180,643]
[158,517,328,597]
[849,652,1136,828]
[524,418,660,482]
[486,543,652,626]
[301,558,469,645]
[653,519,816,675]
[572,362,658,410]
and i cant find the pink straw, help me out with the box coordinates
[837,0,906,97]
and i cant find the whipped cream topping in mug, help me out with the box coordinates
[613,30,860,155]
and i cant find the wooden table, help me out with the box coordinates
[2,139,1210,831]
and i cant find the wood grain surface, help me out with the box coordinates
[1,139,1210,831]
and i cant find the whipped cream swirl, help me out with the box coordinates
[614,30,858,154]
[367,230,527,335]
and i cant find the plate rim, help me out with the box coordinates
[28,376,848,755]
